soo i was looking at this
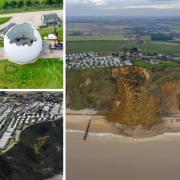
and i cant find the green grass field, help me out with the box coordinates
[39,26,63,41]
[0,58,63,89]
[67,40,180,55]
[0,16,11,24]
[67,35,128,41]
[134,60,180,69]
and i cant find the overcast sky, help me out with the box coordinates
[67,0,180,17]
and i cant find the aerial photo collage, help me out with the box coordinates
[1,0,180,180]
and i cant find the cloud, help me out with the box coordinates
[67,0,180,16]
[67,0,180,9]
[124,1,180,9]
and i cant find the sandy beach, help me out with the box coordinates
[67,109,180,180]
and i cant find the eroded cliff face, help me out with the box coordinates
[105,66,180,127]
[67,67,180,127]
[160,81,180,116]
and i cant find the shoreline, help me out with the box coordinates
[66,108,180,140]
[67,109,180,180]
[67,128,180,142]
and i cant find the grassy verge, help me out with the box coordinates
[0,58,63,89]
[0,16,11,24]
[39,26,63,41]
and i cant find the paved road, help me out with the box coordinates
[0,10,63,29]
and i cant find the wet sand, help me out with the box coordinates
[67,109,180,180]
[67,132,180,180]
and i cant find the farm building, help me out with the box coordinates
[4,23,42,64]
[41,13,62,27]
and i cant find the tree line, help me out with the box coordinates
[151,33,173,41]
[3,0,63,9]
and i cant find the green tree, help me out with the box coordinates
[17,0,24,8]
[45,0,53,5]
[3,1,9,9]
[55,0,63,4]
[34,0,40,5]
[9,0,17,8]
[26,0,32,7]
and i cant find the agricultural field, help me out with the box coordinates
[67,35,128,41]
[0,58,63,89]
[67,40,180,55]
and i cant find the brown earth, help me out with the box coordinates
[106,66,180,127]
[67,67,180,129]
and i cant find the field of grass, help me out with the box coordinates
[0,58,63,89]
[134,60,180,69]
[0,16,11,24]
[67,35,128,41]
[67,40,180,55]
[39,26,63,41]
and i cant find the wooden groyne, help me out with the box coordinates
[83,117,92,140]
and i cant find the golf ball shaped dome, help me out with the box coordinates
[4,23,42,64]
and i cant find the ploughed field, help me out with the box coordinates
[67,67,180,127]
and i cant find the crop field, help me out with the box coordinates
[67,40,180,55]
[39,26,63,41]
[67,35,129,41]
[0,58,63,89]
[67,23,97,32]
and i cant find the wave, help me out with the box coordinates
[66,129,180,141]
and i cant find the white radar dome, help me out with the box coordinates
[4,23,42,64]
